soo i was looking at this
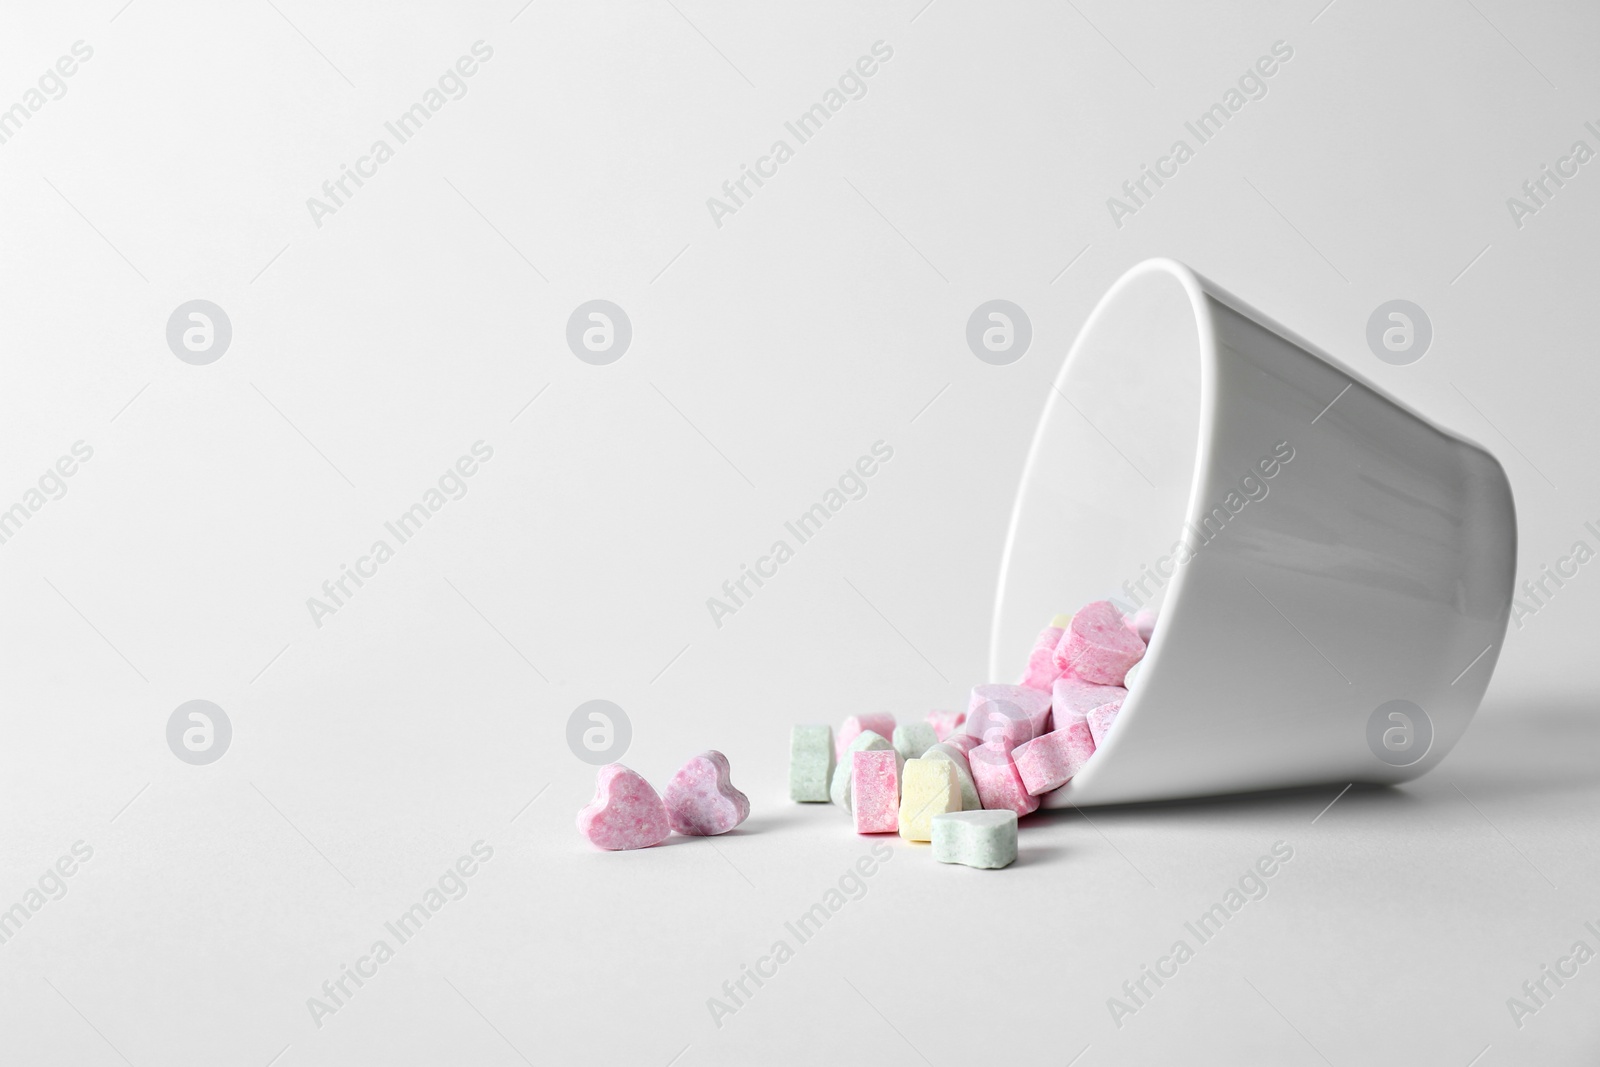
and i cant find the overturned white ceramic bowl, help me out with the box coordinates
[991,259,1517,806]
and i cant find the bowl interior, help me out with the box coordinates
[990,263,1206,681]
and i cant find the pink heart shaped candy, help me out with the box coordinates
[576,764,672,850]
[664,750,750,836]
[1054,600,1146,686]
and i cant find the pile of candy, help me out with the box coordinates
[789,600,1153,869]
[576,751,750,850]
[573,599,1152,860]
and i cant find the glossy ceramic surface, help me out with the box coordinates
[991,260,1517,805]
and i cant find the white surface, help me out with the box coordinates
[1,1,1598,1064]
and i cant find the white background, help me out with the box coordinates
[0,1,1597,1064]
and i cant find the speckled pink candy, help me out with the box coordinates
[576,764,672,851]
[664,750,750,836]
[852,749,900,833]
[966,684,1051,745]
[1054,600,1146,685]
[968,739,1040,816]
[944,733,980,755]
[837,713,897,759]
[926,709,966,741]
[1051,675,1127,728]
[1087,700,1122,747]
[1019,624,1065,692]
[1013,721,1097,796]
